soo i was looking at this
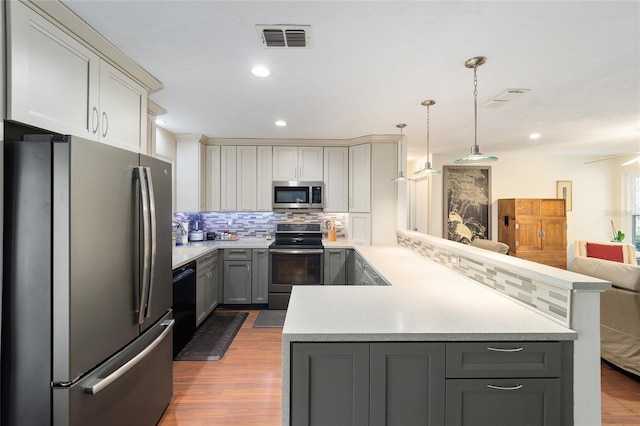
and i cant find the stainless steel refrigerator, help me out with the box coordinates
[2,133,174,425]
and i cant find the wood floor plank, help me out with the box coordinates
[159,309,640,425]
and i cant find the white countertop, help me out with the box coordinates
[283,245,577,342]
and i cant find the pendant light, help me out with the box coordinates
[391,123,414,182]
[414,100,442,175]
[454,56,498,164]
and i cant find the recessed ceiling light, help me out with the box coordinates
[251,66,271,77]
[275,120,287,127]
[529,133,541,139]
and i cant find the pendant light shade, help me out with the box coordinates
[391,123,415,182]
[414,100,442,175]
[454,56,498,164]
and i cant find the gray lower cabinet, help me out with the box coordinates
[370,343,446,426]
[290,341,571,426]
[324,248,346,285]
[291,343,370,426]
[353,251,364,284]
[291,342,446,426]
[196,251,218,326]
[445,341,570,426]
[223,248,252,304]
[346,249,355,284]
[251,248,268,303]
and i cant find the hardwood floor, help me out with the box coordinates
[159,309,640,425]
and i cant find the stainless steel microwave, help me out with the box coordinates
[272,181,323,211]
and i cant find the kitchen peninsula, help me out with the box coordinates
[283,231,611,426]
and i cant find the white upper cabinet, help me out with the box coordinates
[236,146,257,211]
[272,146,323,181]
[256,146,273,211]
[176,140,205,212]
[220,146,238,211]
[7,1,147,153]
[349,143,371,212]
[97,61,147,153]
[323,147,349,212]
[7,1,99,138]
[206,146,221,212]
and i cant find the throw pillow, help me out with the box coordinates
[586,242,624,263]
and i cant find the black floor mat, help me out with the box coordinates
[174,311,248,361]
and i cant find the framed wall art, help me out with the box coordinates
[443,165,491,243]
[556,180,572,211]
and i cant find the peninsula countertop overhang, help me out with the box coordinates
[284,245,578,342]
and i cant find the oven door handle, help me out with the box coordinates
[269,249,325,255]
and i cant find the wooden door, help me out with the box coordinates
[515,219,542,251]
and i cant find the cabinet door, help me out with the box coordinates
[445,378,561,426]
[291,343,370,426]
[515,219,542,251]
[349,213,371,245]
[349,144,371,212]
[98,60,147,153]
[272,146,298,181]
[298,146,323,181]
[7,1,99,139]
[205,259,219,314]
[323,147,349,212]
[256,146,273,211]
[251,249,269,303]
[237,146,257,211]
[176,141,203,212]
[541,199,566,217]
[206,146,221,211]
[196,268,208,326]
[541,218,567,252]
[370,343,446,426]
[324,248,346,285]
[223,260,251,304]
[220,146,237,211]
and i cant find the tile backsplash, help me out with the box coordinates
[173,211,347,239]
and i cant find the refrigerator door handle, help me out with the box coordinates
[136,166,152,325]
[144,167,157,319]
[83,319,175,395]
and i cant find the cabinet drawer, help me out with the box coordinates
[196,251,217,269]
[224,248,251,260]
[446,378,561,426]
[446,342,561,378]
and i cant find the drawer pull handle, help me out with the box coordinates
[487,384,524,391]
[486,346,523,352]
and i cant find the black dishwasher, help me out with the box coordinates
[172,261,196,358]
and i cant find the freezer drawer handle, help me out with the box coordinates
[83,319,175,395]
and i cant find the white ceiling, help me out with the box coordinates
[60,0,640,160]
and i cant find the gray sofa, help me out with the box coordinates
[569,256,640,376]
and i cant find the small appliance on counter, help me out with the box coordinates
[206,232,216,240]
[189,230,204,241]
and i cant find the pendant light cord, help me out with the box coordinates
[426,103,431,157]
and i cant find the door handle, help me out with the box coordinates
[144,167,157,319]
[135,167,151,325]
[101,111,109,138]
[486,384,524,391]
[91,107,99,134]
[84,319,174,395]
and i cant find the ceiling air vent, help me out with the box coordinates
[256,25,312,48]
[482,88,531,108]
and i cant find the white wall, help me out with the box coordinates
[408,151,640,262]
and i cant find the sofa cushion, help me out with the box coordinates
[586,242,624,263]
[569,256,640,292]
